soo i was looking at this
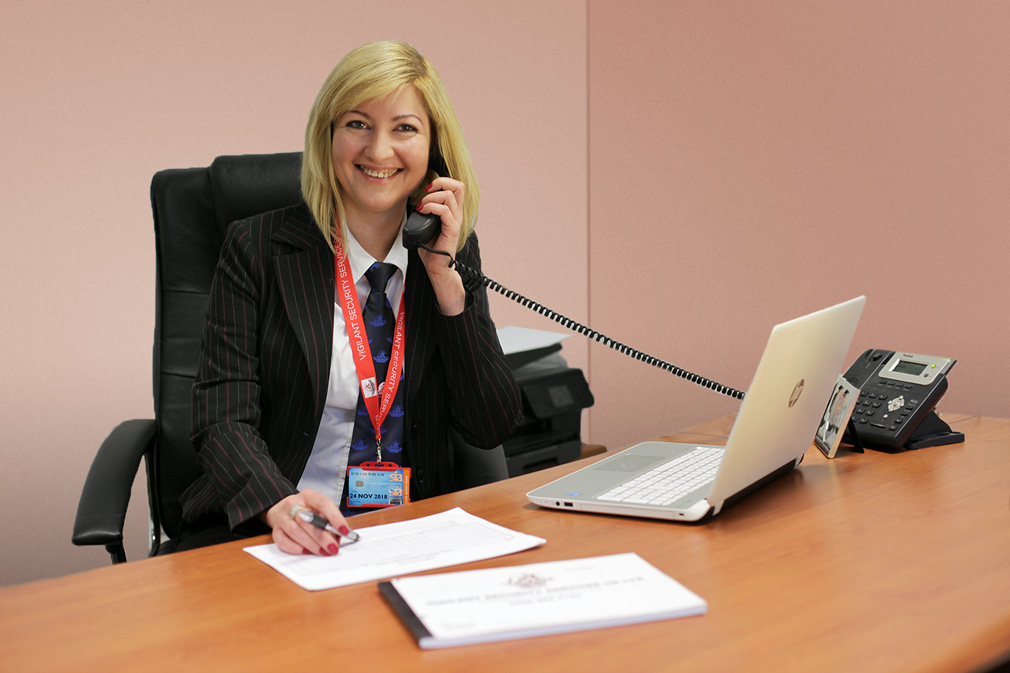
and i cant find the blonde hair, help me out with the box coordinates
[301,41,479,253]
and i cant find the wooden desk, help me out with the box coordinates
[2,414,1008,673]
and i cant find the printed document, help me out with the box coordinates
[244,508,546,591]
[380,552,707,648]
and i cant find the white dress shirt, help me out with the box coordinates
[297,217,409,506]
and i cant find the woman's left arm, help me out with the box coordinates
[415,177,523,447]
[434,233,523,447]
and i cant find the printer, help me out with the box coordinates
[503,346,594,477]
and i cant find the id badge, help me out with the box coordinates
[347,461,411,508]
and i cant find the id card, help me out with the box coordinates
[347,461,411,508]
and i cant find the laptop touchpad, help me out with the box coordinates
[593,455,665,472]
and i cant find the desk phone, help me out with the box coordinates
[843,349,963,451]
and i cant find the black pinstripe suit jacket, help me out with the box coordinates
[180,203,522,530]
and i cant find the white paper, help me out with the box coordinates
[390,552,707,648]
[496,325,569,355]
[244,508,546,591]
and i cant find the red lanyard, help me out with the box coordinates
[334,239,406,460]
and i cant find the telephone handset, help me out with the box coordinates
[842,349,963,451]
[402,147,450,248]
[401,147,745,400]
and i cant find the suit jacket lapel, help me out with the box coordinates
[272,205,335,421]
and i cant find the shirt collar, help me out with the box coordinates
[344,211,409,285]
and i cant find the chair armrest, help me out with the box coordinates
[72,420,157,554]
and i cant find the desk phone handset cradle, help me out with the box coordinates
[404,149,746,400]
[842,349,964,451]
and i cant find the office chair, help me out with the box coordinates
[72,152,508,564]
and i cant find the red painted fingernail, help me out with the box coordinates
[339,526,350,536]
[327,543,339,554]
[302,549,312,555]
[415,203,423,211]
[423,182,433,191]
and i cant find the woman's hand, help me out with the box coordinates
[262,489,350,556]
[415,177,466,316]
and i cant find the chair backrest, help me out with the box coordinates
[150,152,302,539]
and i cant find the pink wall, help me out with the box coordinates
[4,1,1008,586]
[0,1,586,585]
[588,1,1010,451]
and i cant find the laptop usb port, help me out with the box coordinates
[563,502,574,507]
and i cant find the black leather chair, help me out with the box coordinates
[72,152,507,564]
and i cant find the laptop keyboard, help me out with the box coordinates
[597,447,724,506]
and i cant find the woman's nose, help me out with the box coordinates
[364,131,394,160]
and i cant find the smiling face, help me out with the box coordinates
[331,85,431,232]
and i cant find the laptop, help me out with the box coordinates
[527,296,866,522]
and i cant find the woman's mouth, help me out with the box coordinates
[358,165,400,179]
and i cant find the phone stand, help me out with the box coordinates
[850,410,965,453]
[842,412,967,452]
[902,411,965,450]
[843,418,865,453]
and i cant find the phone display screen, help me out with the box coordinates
[893,360,927,376]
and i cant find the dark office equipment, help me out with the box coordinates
[503,354,594,476]
[842,348,963,451]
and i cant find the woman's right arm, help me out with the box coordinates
[190,218,350,555]
[190,219,300,529]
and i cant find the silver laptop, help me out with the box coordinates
[527,296,866,522]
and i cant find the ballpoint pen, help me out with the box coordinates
[296,509,361,544]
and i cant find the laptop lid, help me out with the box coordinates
[705,295,865,514]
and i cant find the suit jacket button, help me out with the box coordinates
[416,468,426,483]
[411,422,424,436]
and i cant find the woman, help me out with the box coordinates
[176,41,522,556]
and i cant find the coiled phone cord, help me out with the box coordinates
[421,245,746,400]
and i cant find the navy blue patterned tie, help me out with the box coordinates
[344,262,406,512]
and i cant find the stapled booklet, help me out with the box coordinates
[379,552,707,649]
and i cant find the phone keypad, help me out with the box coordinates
[852,388,919,433]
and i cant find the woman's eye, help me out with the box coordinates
[346,119,368,129]
[396,123,418,133]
